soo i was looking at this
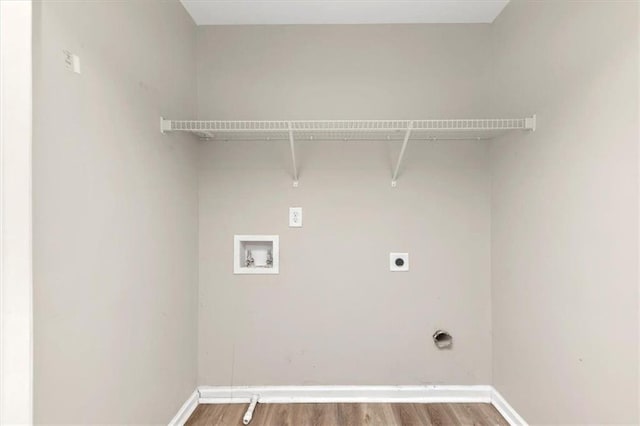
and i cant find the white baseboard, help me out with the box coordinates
[170,385,526,425]
[491,388,528,426]
[169,390,199,426]
[198,385,493,404]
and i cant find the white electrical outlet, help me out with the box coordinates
[289,207,302,227]
[390,253,409,271]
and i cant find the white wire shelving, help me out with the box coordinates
[160,116,536,187]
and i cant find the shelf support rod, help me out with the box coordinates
[391,121,414,187]
[288,122,299,187]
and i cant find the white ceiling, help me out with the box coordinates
[180,1,510,26]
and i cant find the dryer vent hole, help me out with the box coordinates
[433,330,452,349]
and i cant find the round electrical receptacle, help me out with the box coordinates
[395,258,405,267]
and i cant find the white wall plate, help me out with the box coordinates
[390,253,409,271]
[289,207,302,227]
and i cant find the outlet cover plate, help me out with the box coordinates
[390,253,409,271]
[289,207,302,227]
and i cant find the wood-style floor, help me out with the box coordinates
[185,403,509,425]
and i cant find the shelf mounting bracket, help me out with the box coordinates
[391,121,414,187]
[160,117,172,134]
[288,122,299,187]
[525,114,537,131]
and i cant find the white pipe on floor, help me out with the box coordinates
[242,394,259,425]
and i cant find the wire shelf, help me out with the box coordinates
[159,116,536,187]
[161,117,535,140]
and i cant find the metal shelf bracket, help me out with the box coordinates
[525,114,537,131]
[391,121,414,187]
[288,122,299,187]
[160,117,171,134]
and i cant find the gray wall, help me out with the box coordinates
[490,1,639,423]
[32,1,199,423]
[196,25,492,120]
[31,1,640,423]
[196,25,493,386]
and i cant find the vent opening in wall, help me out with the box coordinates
[234,235,279,274]
[433,330,452,349]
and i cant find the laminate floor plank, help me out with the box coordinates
[200,404,246,426]
[361,403,397,425]
[477,403,510,426]
[184,404,209,426]
[254,402,291,426]
[426,403,458,426]
[313,403,340,426]
[337,403,364,425]
[390,403,423,426]
[412,403,435,426]
[186,402,508,426]
[288,403,339,426]
[448,403,484,425]
[189,404,217,425]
